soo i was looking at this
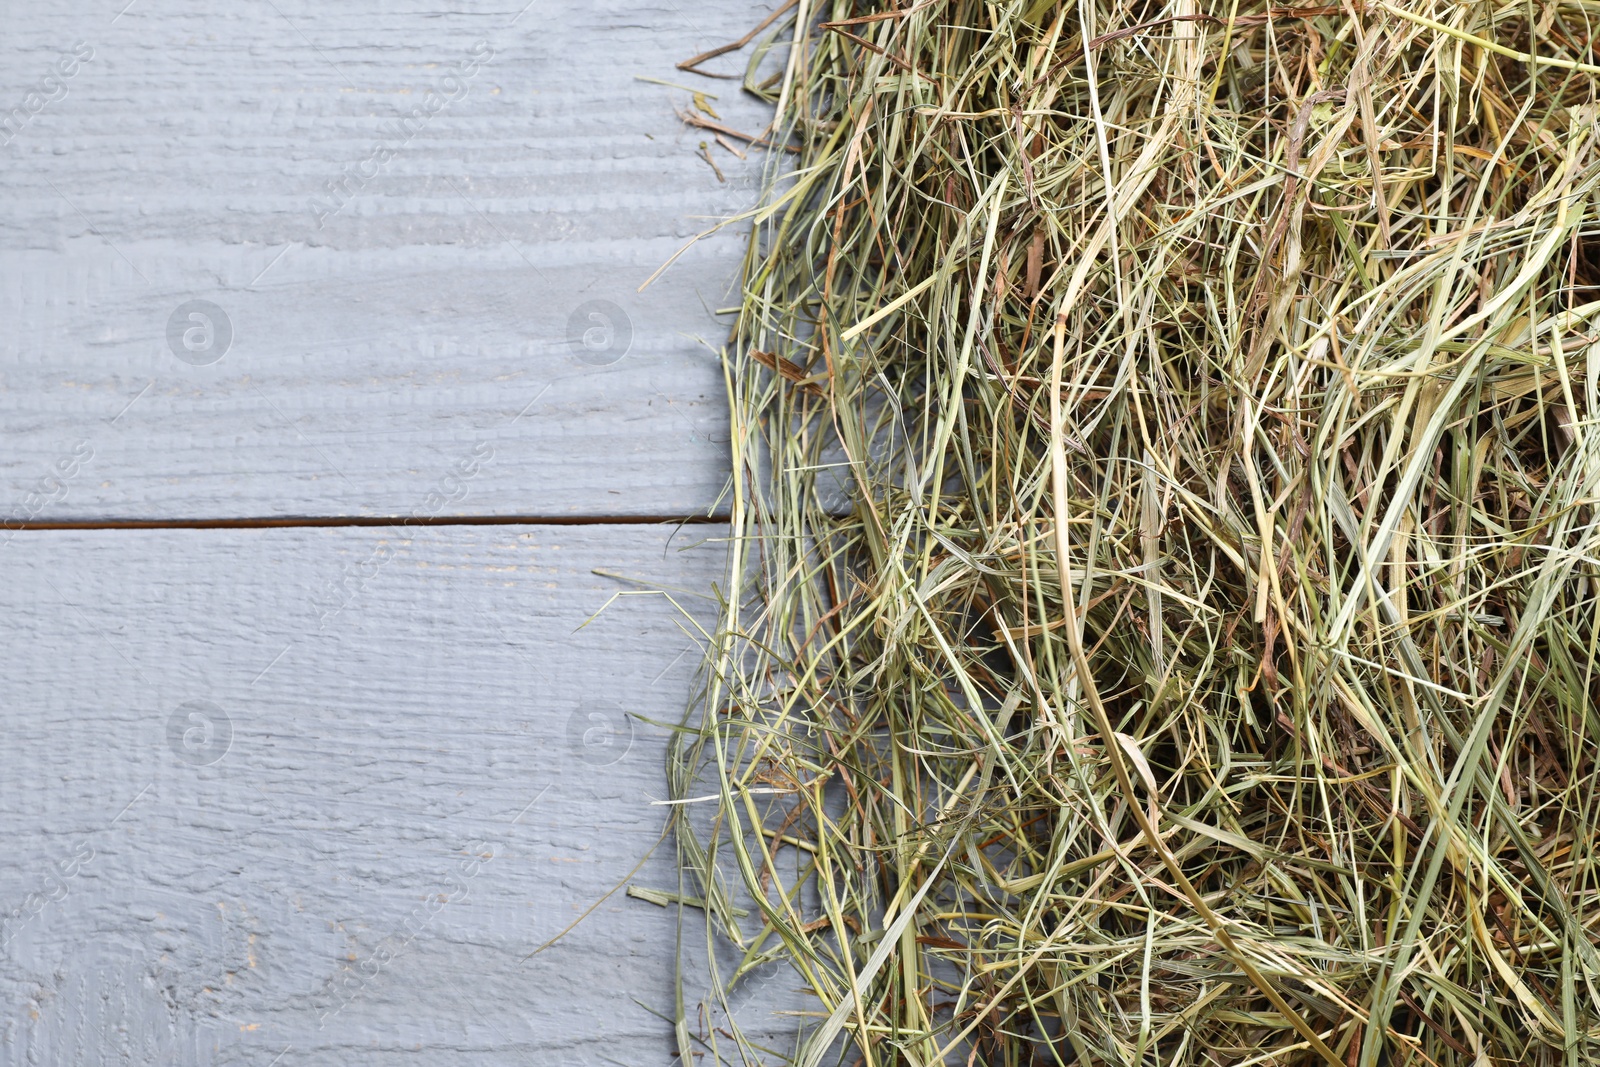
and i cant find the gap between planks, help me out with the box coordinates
[3,514,730,532]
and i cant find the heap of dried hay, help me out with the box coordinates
[666,2,1600,1064]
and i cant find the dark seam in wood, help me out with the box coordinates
[3,514,733,531]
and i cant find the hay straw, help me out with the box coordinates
[665,1,1600,1063]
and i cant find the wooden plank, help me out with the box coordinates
[0,1,777,521]
[0,524,797,1062]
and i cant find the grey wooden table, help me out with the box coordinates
[0,2,778,1062]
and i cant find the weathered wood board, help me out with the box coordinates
[1,1,777,521]
[0,524,798,1064]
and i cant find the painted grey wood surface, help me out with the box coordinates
[0,524,798,1065]
[1,3,790,1061]
[1,0,774,521]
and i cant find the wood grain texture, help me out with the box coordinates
[0,0,774,521]
[0,524,797,1064]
